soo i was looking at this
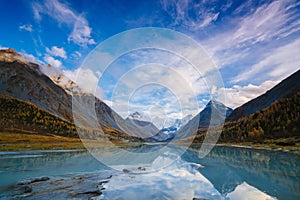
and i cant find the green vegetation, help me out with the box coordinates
[0,93,78,138]
[192,92,300,147]
[0,93,142,149]
[221,92,300,143]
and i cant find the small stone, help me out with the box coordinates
[17,176,50,185]
[98,180,109,185]
[138,166,146,171]
[122,169,130,173]
[24,184,32,193]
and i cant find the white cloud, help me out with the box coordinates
[218,80,279,108]
[21,51,44,64]
[94,44,221,120]
[234,38,300,83]
[19,24,33,32]
[46,46,67,59]
[106,61,205,119]
[202,0,300,67]
[43,55,62,68]
[22,53,36,61]
[63,68,103,98]
[32,0,95,46]
[68,18,95,46]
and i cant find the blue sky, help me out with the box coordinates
[0,0,299,120]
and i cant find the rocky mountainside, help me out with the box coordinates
[180,99,232,131]
[0,48,142,142]
[0,48,73,121]
[227,70,300,121]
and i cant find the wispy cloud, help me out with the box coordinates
[43,55,62,68]
[99,48,213,119]
[234,37,300,83]
[32,0,95,46]
[202,0,300,68]
[46,46,67,59]
[157,0,300,109]
[19,24,33,32]
[160,0,222,30]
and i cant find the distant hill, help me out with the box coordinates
[227,70,300,121]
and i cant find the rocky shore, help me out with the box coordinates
[1,172,114,200]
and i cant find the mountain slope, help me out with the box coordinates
[0,48,73,121]
[198,99,233,128]
[0,92,77,137]
[0,92,141,142]
[192,72,300,145]
[0,48,142,142]
[220,91,300,143]
[227,70,300,121]
[168,100,232,141]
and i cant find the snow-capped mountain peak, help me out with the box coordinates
[128,111,143,120]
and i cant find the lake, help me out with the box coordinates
[0,145,299,199]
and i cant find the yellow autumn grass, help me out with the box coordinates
[0,132,136,151]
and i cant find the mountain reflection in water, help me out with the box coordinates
[0,145,299,199]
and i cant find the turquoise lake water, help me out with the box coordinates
[0,145,299,199]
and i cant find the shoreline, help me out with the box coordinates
[188,142,300,155]
[1,132,299,154]
[216,143,300,154]
[1,142,299,155]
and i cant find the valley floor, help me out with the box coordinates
[0,132,140,151]
[0,132,84,151]
[1,132,300,154]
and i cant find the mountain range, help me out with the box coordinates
[193,69,300,144]
[0,48,299,146]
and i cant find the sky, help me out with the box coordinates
[0,0,299,121]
